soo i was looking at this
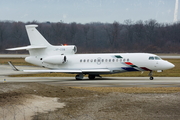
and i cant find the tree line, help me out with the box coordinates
[0,19,180,54]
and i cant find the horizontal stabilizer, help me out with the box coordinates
[6,45,47,51]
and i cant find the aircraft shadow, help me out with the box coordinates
[37,77,147,83]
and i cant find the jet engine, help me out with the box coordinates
[54,45,77,54]
[43,55,67,64]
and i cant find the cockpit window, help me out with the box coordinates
[155,56,161,60]
[149,56,154,60]
[149,56,161,60]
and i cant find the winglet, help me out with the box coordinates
[8,61,19,71]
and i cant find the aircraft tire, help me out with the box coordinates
[75,75,83,80]
[150,76,154,80]
[88,75,95,80]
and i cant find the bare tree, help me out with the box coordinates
[0,22,5,51]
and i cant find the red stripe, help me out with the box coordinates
[140,67,151,71]
[125,62,133,65]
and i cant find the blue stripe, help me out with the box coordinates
[122,67,139,71]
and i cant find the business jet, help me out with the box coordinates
[7,24,175,80]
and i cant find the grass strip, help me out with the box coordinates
[72,87,180,94]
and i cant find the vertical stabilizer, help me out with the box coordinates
[25,25,51,46]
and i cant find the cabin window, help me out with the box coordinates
[116,59,118,62]
[112,59,115,62]
[87,59,89,62]
[109,59,111,62]
[94,59,96,62]
[149,57,154,60]
[84,59,86,62]
[127,59,129,62]
[102,59,104,62]
[90,59,93,62]
[80,59,82,62]
[123,59,126,62]
[105,59,108,62]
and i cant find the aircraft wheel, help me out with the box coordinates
[150,76,154,80]
[149,71,154,80]
[75,74,83,80]
[88,75,95,80]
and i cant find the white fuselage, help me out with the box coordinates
[25,53,174,74]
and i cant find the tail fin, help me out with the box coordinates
[7,24,51,51]
[25,25,51,46]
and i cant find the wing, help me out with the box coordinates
[23,69,110,74]
[8,61,111,74]
[23,69,82,73]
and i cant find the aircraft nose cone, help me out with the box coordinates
[169,62,175,69]
[166,62,175,69]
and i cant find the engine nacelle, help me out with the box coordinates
[43,55,67,64]
[54,45,77,55]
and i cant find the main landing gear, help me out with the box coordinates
[75,74,101,80]
[149,71,154,80]
[88,75,102,80]
[88,75,95,80]
[75,74,84,80]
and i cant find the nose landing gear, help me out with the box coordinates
[149,71,154,80]
[150,76,154,80]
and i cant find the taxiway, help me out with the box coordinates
[0,76,180,87]
[0,64,180,87]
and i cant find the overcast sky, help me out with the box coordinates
[0,0,178,24]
